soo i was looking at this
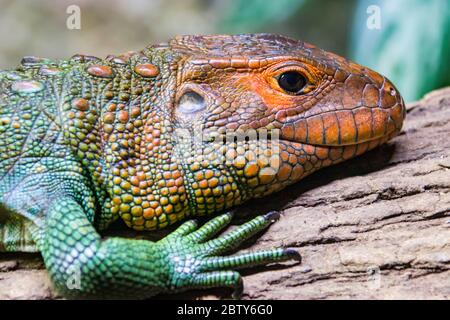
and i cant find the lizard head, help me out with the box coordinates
[165,34,405,201]
[109,34,405,230]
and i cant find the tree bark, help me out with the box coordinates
[1,88,449,300]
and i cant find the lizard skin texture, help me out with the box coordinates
[0,34,405,298]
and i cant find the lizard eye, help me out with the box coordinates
[277,71,307,95]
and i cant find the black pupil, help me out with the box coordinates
[278,72,306,94]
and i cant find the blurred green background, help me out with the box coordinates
[0,0,448,101]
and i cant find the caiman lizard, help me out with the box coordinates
[0,34,405,298]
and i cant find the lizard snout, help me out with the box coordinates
[280,74,406,147]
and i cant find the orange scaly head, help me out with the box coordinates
[105,34,405,230]
[167,34,405,205]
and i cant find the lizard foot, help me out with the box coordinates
[157,211,301,299]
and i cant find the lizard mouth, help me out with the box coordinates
[280,133,394,148]
[279,103,405,148]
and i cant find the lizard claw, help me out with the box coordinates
[158,212,301,298]
[263,210,281,222]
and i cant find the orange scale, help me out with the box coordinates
[199,180,209,189]
[315,147,329,160]
[290,165,304,180]
[288,154,297,165]
[277,164,292,182]
[280,151,290,162]
[302,144,316,155]
[322,159,333,167]
[169,186,178,194]
[143,208,155,219]
[166,179,175,188]
[329,148,343,161]
[174,177,184,187]
[342,145,357,160]
[172,171,181,179]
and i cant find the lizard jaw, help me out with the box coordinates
[279,102,406,148]
[280,132,396,149]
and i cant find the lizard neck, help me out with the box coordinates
[82,48,193,231]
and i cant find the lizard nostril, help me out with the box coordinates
[384,83,397,97]
[389,87,396,96]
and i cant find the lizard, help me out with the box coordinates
[0,34,405,299]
